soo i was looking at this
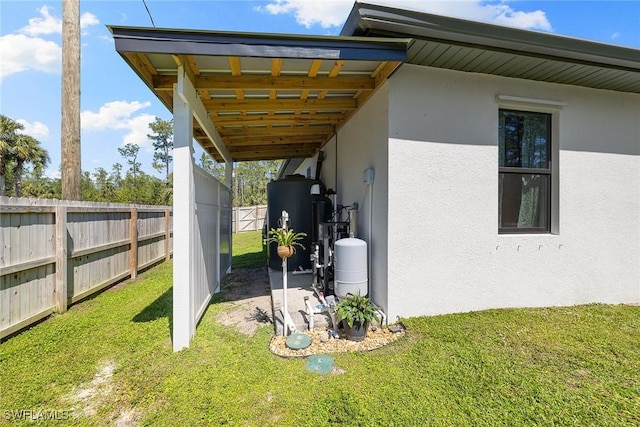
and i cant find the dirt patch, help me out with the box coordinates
[215,267,274,336]
[214,267,406,355]
[67,360,116,417]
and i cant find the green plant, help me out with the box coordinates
[336,292,380,328]
[266,228,306,253]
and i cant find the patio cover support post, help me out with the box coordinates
[225,160,232,188]
[172,71,196,351]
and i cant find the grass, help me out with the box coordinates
[232,230,267,268]
[1,231,639,425]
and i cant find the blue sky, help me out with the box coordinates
[1,0,639,179]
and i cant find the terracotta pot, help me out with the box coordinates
[277,245,294,258]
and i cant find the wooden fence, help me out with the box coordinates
[0,197,172,340]
[233,205,266,233]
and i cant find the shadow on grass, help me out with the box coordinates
[232,249,267,269]
[132,288,173,338]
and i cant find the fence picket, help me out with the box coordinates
[0,197,172,340]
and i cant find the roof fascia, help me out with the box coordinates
[343,2,640,72]
[108,26,408,62]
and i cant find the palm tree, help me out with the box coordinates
[12,134,50,197]
[0,115,24,196]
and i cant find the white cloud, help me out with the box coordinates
[81,101,156,151]
[19,6,100,35]
[0,33,61,79]
[122,114,157,151]
[0,7,99,80]
[611,31,621,40]
[258,0,552,31]
[16,119,50,140]
[80,12,100,30]
[20,6,61,36]
[259,0,353,28]
[46,168,61,180]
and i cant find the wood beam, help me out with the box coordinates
[212,113,344,126]
[123,52,156,87]
[204,98,357,112]
[224,135,328,147]
[318,60,345,100]
[301,59,323,101]
[152,75,374,91]
[228,142,321,153]
[219,125,334,138]
[229,57,244,100]
[231,150,317,161]
[173,55,196,85]
[270,58,282,99]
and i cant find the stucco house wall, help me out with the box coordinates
[294,85,391,312]
[333,85,390,312]
[385,64,640,321]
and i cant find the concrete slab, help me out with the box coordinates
[268,267,333,335]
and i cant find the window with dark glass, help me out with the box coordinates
[498,109,551,233]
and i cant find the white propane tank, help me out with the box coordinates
[334,238,368,298]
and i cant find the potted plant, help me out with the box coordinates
[266,228,306,259]
[336,292,380,341]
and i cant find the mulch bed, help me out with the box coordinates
[269,325,406,358]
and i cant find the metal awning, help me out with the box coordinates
[109,26,408,163]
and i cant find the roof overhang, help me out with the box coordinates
[109,26,408,162]
[111,5,640,164]
[343,2,640,94]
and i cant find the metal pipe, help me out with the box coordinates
[281,210,289,336]
[304,297,315,331]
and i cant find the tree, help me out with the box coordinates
[0,115,23,196]
[198,152,225,181]
[118,143,141,203]
[12,134,50,197]
[21,167,60,199]
[118,143,141,177]
[234,160,280,206]
[0,115,50,197]
[148,117,173,182]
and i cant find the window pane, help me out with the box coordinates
[499,110,550,169]
[499,173,550,230]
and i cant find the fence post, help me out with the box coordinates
[234,206,239,233]
[130,207,138,279]
[164,208,171,261]
[55,206,68,312]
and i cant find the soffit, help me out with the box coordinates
[344,2,640,94]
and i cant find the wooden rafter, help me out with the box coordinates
[227,142,321,152]
[121,50,402,162]
[213,113,344,126]
[224,135,328,147]
[219,125,335,138]
[318,60,345,100]
[203,98,357,112]
[229,57,244,100]
[152,75,374,91]
[270,58,282,99]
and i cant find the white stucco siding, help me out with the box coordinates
[334,85,390,313]
[386,64,640,321]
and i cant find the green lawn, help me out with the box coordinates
[231,230,267,268]
[1,231,639,425]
